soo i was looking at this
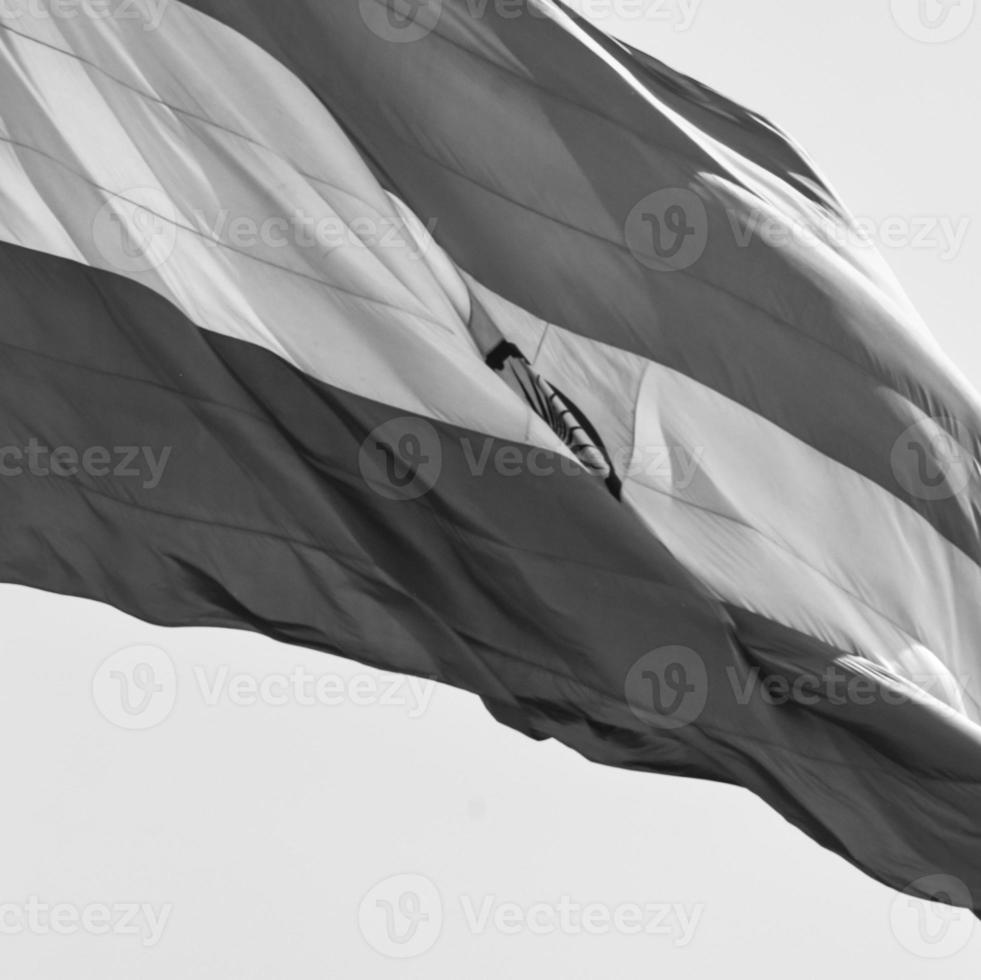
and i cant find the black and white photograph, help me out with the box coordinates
[0,0,978,975]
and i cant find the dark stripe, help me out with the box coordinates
[176,0,981,567]
[611,38,844,218]
[1,240,980,910]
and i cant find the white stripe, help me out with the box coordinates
[468,277,981,721]
[2,2,979,723]
[0,4,572,458]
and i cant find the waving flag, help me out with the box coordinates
[1,0,979,913]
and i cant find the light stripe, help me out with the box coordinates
[0,7,572,459]
[2,1,981,910]
[465,274,981,721]
[5,239,981,916]
[176,0,981,567]
[2,2,980,723]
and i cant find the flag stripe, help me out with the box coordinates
[2,238,980,911]
[0,12,571,458]
[474,285,981,719]
[3,0,981,912]
[4,1,980,720]
[173,0,981,568]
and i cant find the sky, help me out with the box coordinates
[0,1,979,977]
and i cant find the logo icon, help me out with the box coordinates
[891,0,975,42]
[92,645,177,731]
[358,874,442,958]
[625,188,710,272]
[358,417,442,501]
[625,645,708,730]
[359,0,442,43]
[890,416,974,501]
[889,874,975,958]
[92,187,179,275]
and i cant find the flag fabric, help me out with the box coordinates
[1,0,980,912]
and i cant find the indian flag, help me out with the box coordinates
[0,0,979,913]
